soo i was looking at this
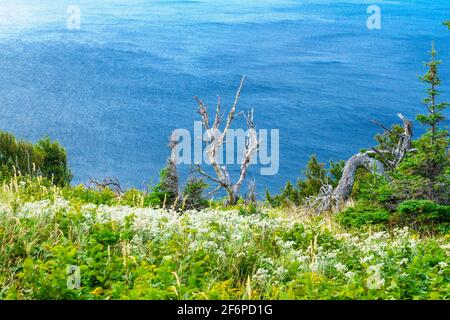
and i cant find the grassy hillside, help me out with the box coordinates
[0,177,448,300]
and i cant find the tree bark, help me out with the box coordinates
[333,113,412,202]
[194,77,259,205]
[307,113,414,214]
[332,152,385,200]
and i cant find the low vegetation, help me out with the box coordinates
[0,177,448,300]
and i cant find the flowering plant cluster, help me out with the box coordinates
[0,193,448,300]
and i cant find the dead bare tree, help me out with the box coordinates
[88,176,124,195]
[194,77,259,205]
[307,113,414,214]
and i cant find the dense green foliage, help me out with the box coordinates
[182,177,209,210]
[336,203,391,228]
[414,43,449,182]
[0,131,72,187]
[266,155,344,207]
[0,180,448,300]
[145,162,209,210]
[35,138,73,187]
[375,45,449,207]
[395,200,450,233]
[342,44,449,233]
[145,159,179,208]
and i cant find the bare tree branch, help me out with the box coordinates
[222,76,245,138]
[307,113,414,214]
[212,95,222,130]
[88,176,123,194]
[195,96,210,130]
[234,109,259,193]
[371,147,395,170]
[195,165,226,186]
[194,76,257,205]
[205,185,223,198]
[370,119,402,137]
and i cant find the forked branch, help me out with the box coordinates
[194,77,258,205]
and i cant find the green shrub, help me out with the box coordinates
[266,155,345,207]
[0,131,72,187]
[397,200,450,222]
[122,188,145,207]
[266,181,300,207]
[393,200,450,234]
[238,202,262,216]
[0,131,43,178]
[351,169,391,202]
[35,137,72,187]
[337,203,391,228]
[62,185,116,206]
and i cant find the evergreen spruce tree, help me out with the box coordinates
[297,155,329,199]
[266,155,345,207]
[182,177,208,210]
[418,43,448,145]
[415,42,449,179]
[392,43,450,205]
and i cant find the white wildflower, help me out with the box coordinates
[366,264,385,290]
[274,266,288,279]
[334,262,347,273]
[397,258,409,266]
[440,243,450,256]
[310,262,319,273]
[345,271,356,281]
[438,262,448,272]
[360,255,374,264]
[253,268,270,284]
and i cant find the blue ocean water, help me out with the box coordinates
[0,0,449,196]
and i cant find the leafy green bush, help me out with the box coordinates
[62,185,117,206]
[0,132,42,177]
[35,137,72,187]
[0,131,72,187]
[121,188,145,207]
[351,170,392,203]
[337,203,391,228]
[266,181,299,207]
[388,44,449,206]
[391,200,450,234]
[266,155,345,207]
[238,202,262,216]
[397,200,450,223]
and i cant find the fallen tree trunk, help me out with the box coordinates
[333,152,385,200]
[307,113,414,214]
